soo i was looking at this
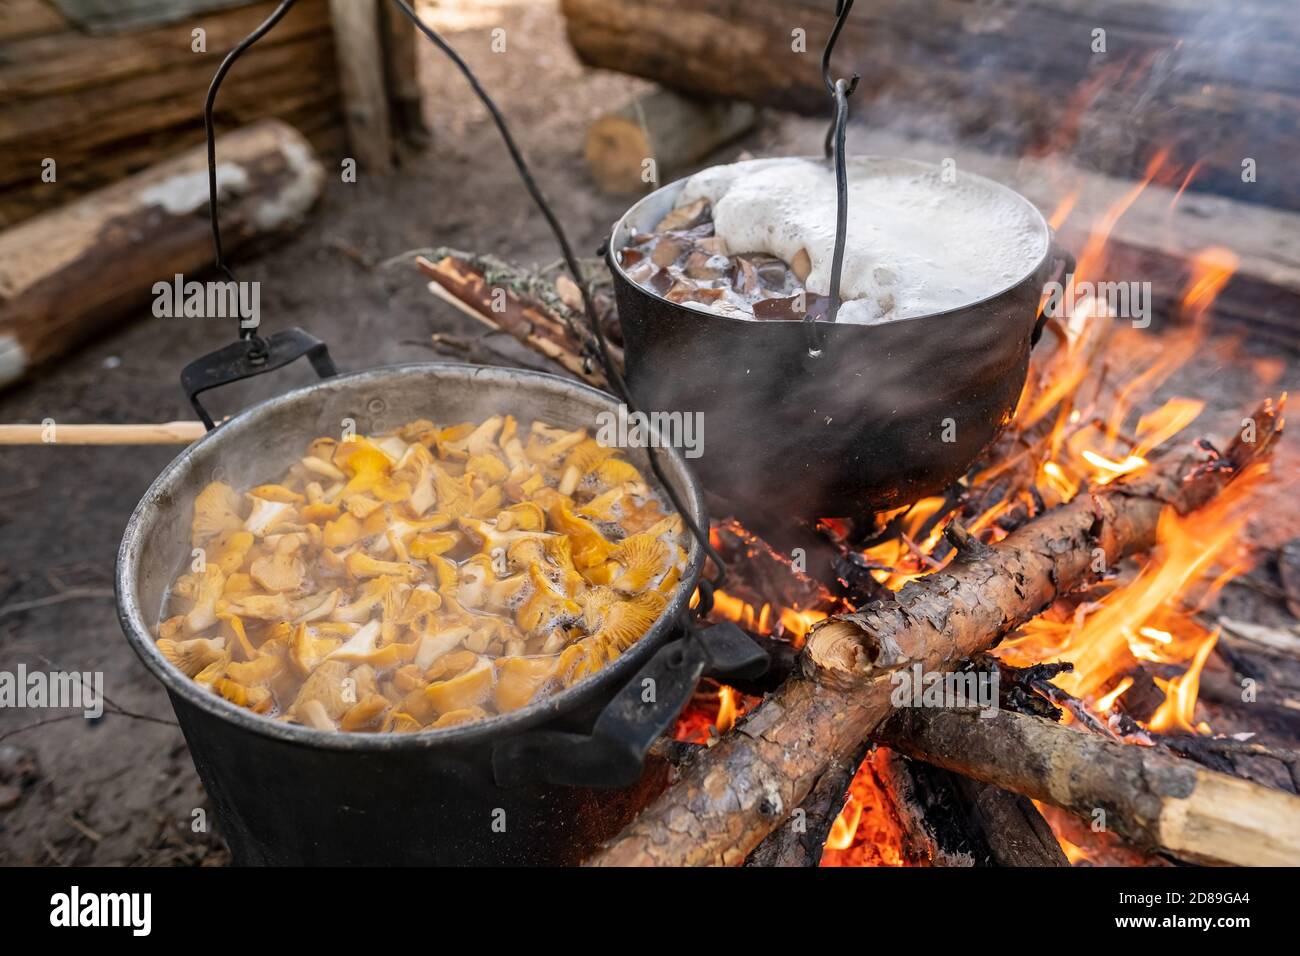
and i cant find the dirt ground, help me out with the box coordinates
[0,0,1296,865]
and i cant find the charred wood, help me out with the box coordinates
[586,400,1284,866]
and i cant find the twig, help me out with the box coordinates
[0,587,115,619]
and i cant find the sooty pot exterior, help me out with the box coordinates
[117,364,704,865]
[609,161,1062,519]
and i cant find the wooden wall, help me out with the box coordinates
[0,0,346,228]
[562,0,1300,213]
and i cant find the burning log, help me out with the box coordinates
[870,749,1069,867]
[586,399,1283,866]
[879,706,1300,867]
[744,744,866,867]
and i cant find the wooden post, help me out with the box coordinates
[586,89,757,194]
[329,0,394,174]
[381,0,429,149]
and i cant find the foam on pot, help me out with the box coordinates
[676,156,1049,323]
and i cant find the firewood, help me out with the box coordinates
[744,744,866,867]
[415,253,616,387]
[585,89,757,195]
[877,752,1069,867]
[880,706,1300,867]
[0,119,323,387]
[585,398,1284,866]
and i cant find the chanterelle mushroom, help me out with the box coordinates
[157,414,688,734]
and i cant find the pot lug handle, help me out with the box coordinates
[181,328,338,430]
[1033,241,1077,347]
[491,622,769,790]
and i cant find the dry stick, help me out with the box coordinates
[415,254,611,387]
[586,398,1283,866]
[878,706,1300,867]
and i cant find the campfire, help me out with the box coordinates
[664,171,1287,866]
[417,137,1293,866]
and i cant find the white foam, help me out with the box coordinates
[676,157,1049,323]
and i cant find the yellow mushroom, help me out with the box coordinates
[191,481,245,546]
[292,588,341,623]
[340,693,390,731]
[380,710,423,733]
[456,554,495,609]
[547,500,614,568]
[289,660,352,722]
[425,658,495,715]
[226,651,284,687]
[603,533,673,593]
[409,530,459,561]
[345,551,422,582]
[413,626,471,671]
[593,590,668,651]
[220,591,294,621]
[214,678,273,712]
[208,530,255,575]
[158,636,227,677]
[524,424,586,466]
[183,565,226,634]
[592,458,643,487]
[493,657,556,713]
[289,622,342,677]
[248,484,304,503]
[516,562,582,635]
[431,706,489,728]
[217,612,257,661]
[250,536,306,593]
[244,496,296,537]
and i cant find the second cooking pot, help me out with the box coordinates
[608,157,1071,519]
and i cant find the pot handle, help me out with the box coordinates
[491,621,769,789]
[180,328,338,430]
[1033,241,1076,347]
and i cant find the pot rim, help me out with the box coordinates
[608,154,1055,326]
[116,362,706,753]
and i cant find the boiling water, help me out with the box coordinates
[675,157,1049,323]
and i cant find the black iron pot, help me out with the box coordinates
[117,361,763,865]
[608,157,1072,519]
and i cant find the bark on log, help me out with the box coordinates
[0,0,342,227]
[585,89,757,195]
[0,119,323,387]
[880,706,1300,867]
[415,254,616,387]
[560,0,1300,211]
[878,752,1069,867]
[585,398,1284,866]
[743,744,865,867]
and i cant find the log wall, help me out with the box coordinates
[0,0,346,228]
[561,0,1300,212]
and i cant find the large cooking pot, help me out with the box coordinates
[608,157,1073,519]
[116,361,762,865]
